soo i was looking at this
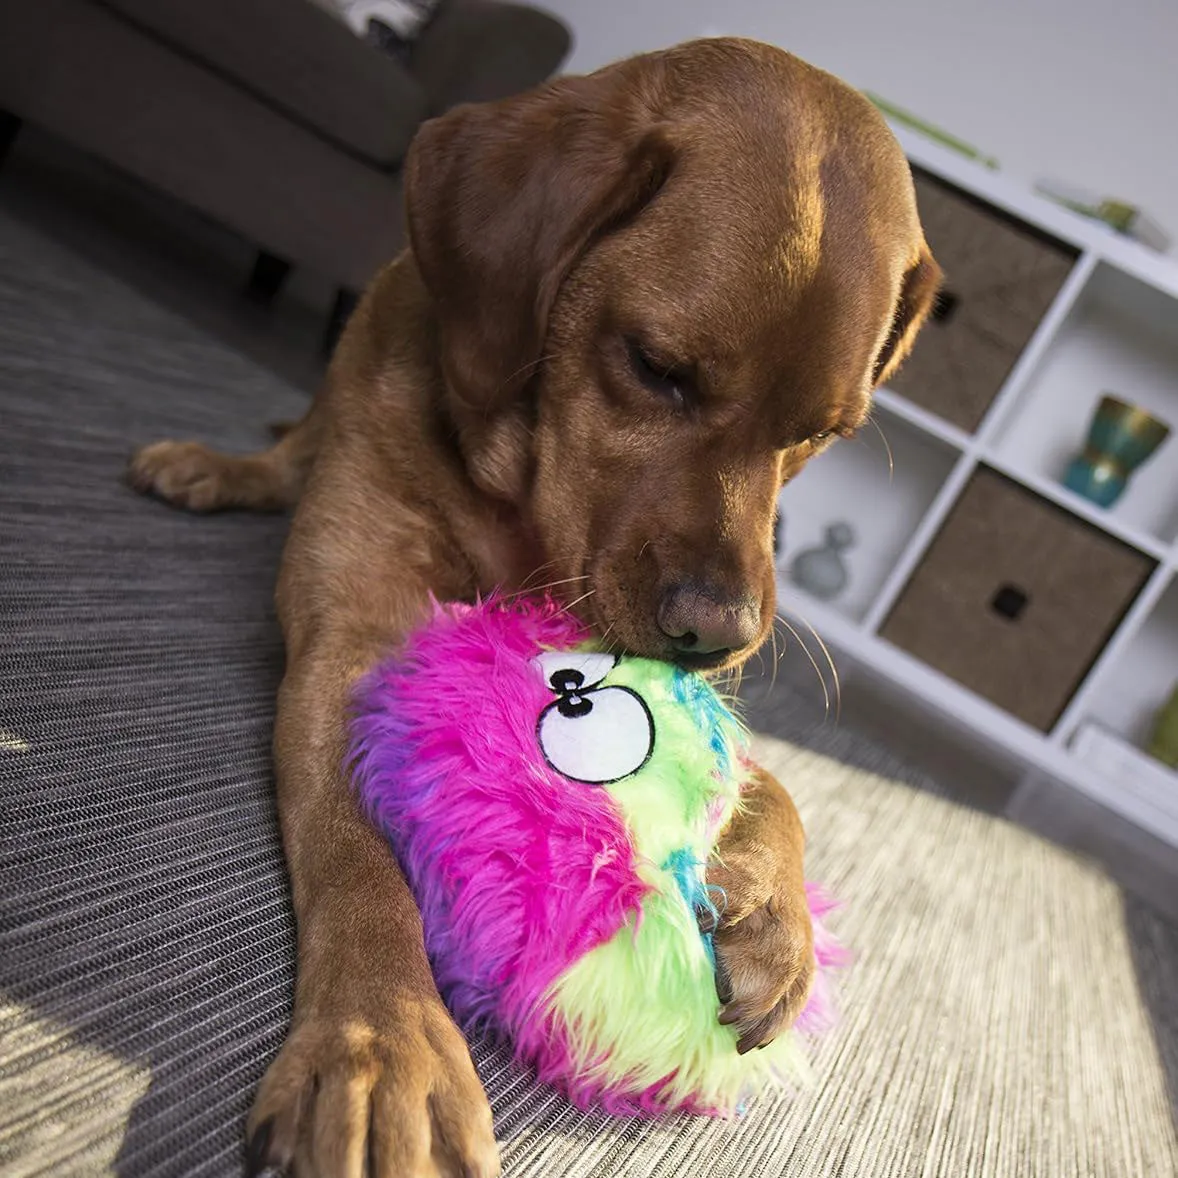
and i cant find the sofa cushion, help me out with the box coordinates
[410,0,571,113]
[100,0,428,166]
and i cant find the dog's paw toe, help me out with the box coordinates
[248,1005,500,1178]
[127,440,227,512]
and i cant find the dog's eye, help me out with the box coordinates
[625,338,692,410]
[808,426,854,447]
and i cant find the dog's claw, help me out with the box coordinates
[245,1118,275,1177]
[736,1011,779,1054]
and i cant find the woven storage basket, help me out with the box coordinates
[888,171,1077,432]
[880,469,1153,731]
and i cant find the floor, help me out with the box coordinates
[3,125,1175,927]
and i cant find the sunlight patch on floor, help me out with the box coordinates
[0,1001,150,1176]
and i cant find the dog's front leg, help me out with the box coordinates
[247,623,498,1175]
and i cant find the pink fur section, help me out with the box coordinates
[350,597,648,1041]
[797,883,849,1035]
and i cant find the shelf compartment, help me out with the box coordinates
[1067,576,1178,749]
[988,262,1178,545]
[776,404,958,623]
[878,467,1156,732]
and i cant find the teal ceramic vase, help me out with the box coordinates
[1064,394,1170,508]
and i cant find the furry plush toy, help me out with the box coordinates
[350,595,842,1117]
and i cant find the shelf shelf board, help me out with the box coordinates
[1052,562,1178,746]
[861,451,979,633]
[979,451,1170,562]
[778,413,958,623]
[971,252,1100,446]
[872,387,973,451]
[1057,742,1178,849]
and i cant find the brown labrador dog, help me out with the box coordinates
[129,37,938,1178]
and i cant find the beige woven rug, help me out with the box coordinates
[482,732,1178,1177]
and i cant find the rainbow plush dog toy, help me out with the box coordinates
[350,595,842,1117]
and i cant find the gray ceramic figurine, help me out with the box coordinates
[790,521,855,601]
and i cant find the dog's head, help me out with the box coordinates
[407,38,940,670]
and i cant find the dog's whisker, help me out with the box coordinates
[769,615,792,660]
[493,352,562,401]
[510,574,590,598]
[777,614,831,717]
[768,614,798,696]
[797,614,842,721]
[784,608,841,720]
[561,587,597,615]
[541,575,591,587]
[514,559,562,592]
[596,619,618,653]
[503,568,590,602]
[867,413,895,483]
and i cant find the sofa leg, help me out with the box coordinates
[323,287,359,357]
[0,111,23,168]
[244,250,291,305]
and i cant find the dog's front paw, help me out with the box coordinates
[246,996,499,1178]
[707,769,815,1054]
[127,440,230,512]
[710,867,815,1053]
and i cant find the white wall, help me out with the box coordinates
[541,0,1178,252]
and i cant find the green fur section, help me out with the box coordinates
[547,655,809,1112]
[596,657,745,860]
[550,869,811,1111]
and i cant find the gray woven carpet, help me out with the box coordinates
[2,205,1177,1177]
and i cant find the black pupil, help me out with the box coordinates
[550,669,585,694]
[551,668,593,719]
[557,695,593,718]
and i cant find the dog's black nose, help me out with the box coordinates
[657,582,761,658]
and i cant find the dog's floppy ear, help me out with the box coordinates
[872,244,942,387]
[406,70,673,418]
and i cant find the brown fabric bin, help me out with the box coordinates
[879,469,1154,731]
[888,171,1077,432]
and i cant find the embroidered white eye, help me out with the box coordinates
[533,651,617,692]
[537,686,654,784]
[532,653,654,784]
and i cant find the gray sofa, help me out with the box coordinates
[0,0,570,331]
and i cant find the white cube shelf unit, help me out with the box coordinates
[777,121,1178,848]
